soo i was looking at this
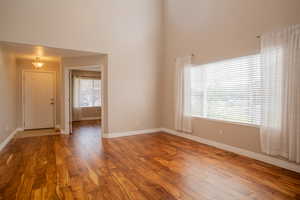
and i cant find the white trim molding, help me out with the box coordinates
[16,128,24,132]
[161,128,300,173]
[102,128,161,138]
[0,128,22,152]
[60,129,70,135]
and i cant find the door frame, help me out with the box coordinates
[22,70,57,130]
[63,65,105,134]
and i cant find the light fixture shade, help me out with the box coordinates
[32,57,44,68]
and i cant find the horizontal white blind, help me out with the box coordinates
[79,79,101,107]
[191,54,261,125]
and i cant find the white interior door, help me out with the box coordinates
[24,71,55,129]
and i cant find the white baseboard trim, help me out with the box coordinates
[161,128,300,173]
[0,128,22,152]
[102,128,161,138]
[60,129,70,135]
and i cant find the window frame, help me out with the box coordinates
[191,115,261,128]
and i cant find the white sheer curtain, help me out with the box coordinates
[174,56,193,133]
[73,76,82,121]
[260,24,300,163]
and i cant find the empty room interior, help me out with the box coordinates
[0,0,299,199]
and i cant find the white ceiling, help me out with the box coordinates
[0,41,102,62]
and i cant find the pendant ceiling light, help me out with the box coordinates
[32,57,44,68]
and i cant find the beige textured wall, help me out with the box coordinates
[0,46,17,144]
[162,0,300,153]
[0,0,163,134]
[16,59,61,128]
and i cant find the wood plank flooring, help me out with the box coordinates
[0,121,300,199]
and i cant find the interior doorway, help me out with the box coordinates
[0,41,106,136]
[70,68,102,134]
[64,64,104,136]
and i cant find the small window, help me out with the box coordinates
[191,54,262,125]
[79,79,101,107]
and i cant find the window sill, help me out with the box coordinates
[191,115,260,128]
[79,106,101,108]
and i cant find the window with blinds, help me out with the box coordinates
[191,54,262,125]
[79,79,101,107]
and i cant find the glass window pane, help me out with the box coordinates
[191,54,261,125]
[79,79,101,107]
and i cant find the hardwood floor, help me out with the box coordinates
[0,121,300,199]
